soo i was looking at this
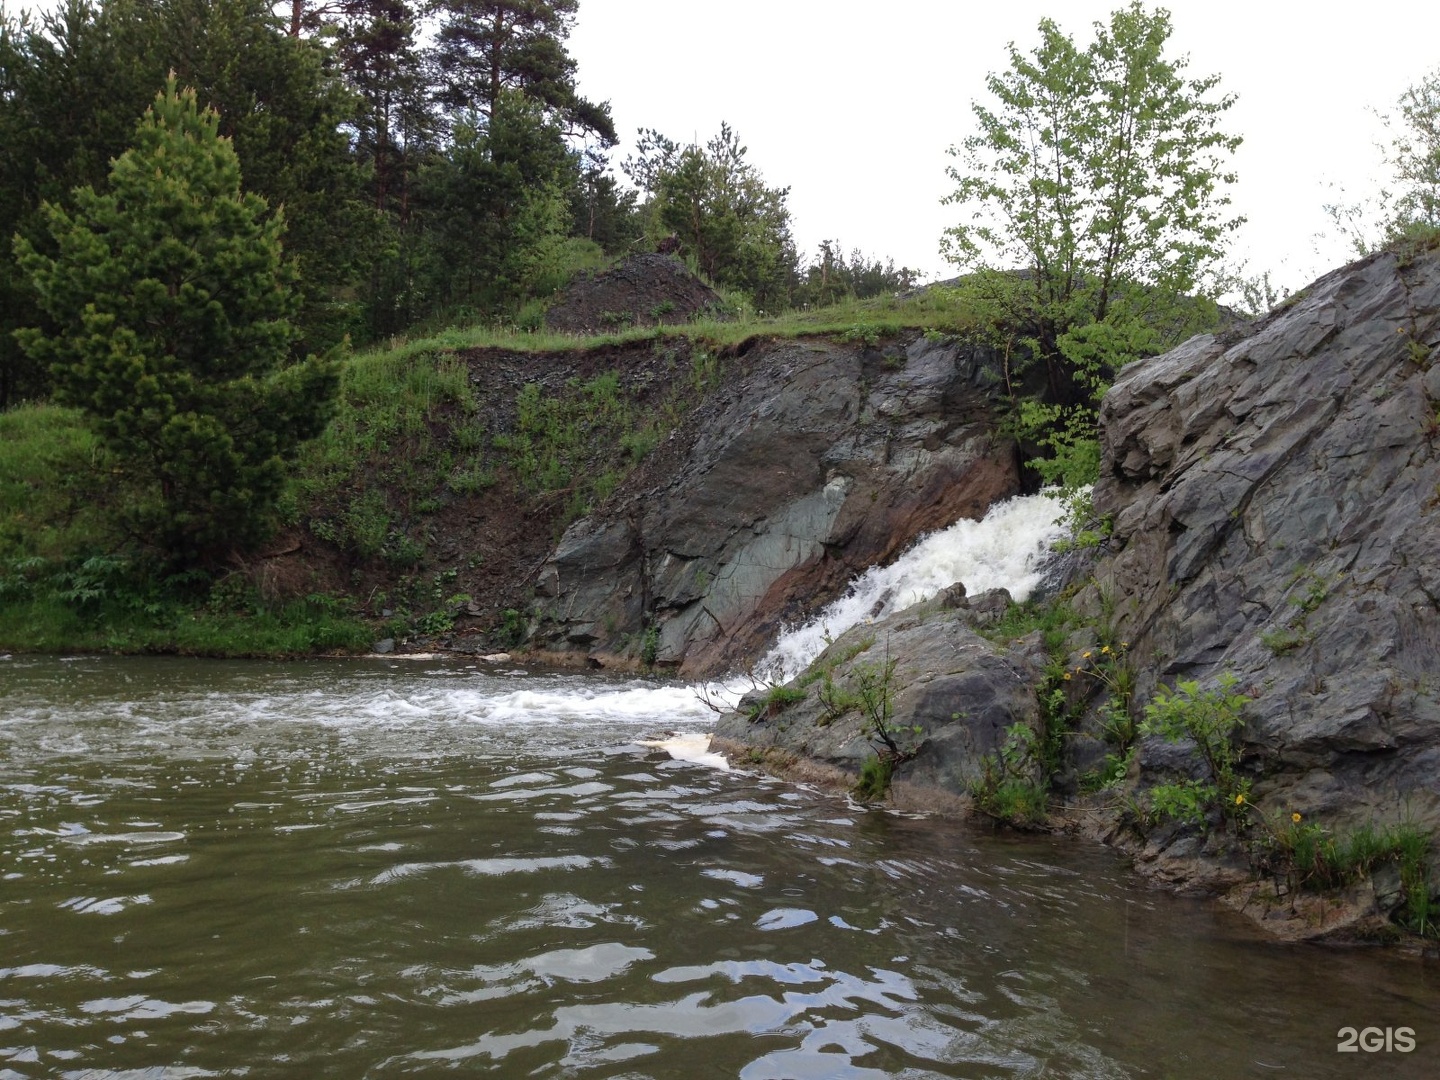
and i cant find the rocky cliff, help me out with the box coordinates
[530,335,1020,675]
[709,247,1440,941]
[1083,249,1440,887]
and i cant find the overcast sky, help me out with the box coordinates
[569,0,1440,294]
[8,0,1440,295]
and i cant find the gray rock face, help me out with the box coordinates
[1090,250,1440,834]
[531,335,1020,675]
[678,250,1440,939]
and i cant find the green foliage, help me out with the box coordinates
[744,683,808,722]
[420,92,575,314]
[848,655,922,762]
[943,3,1239,480]
[492,370,667,508]
[814,670,857,723]
[983,596,1078,656]
[0,403,104,561]
[983,778,1050,824]
[793,239,918,308]
[1381,67,1440,244]
[1260,627,1310,655]
[415,593,470,636]
[943,3,1241,329]
[1139,673,1251,823]
[14,77,338,565]
[1079,747,1135,793]
[1289,568,1331,614]
[639,623,660,667]
[972,722,1049,826]
[1397,826,1437,936]
[0,555,369,655]
[430,0,615,144]
[1250,810,1437,936]
[1147,779,1216,825]
[853,754,896,803]
[1320,64,1440,257]
[0,0,369,406]
[1257,568,1332,654]
[498,607,528,646]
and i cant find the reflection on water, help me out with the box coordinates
[1,655,1437,1078]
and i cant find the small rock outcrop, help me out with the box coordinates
[711,586,1047,804]
[530,335,1021,675]
[544,253,724,333]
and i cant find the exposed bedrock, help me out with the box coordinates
[710,250,1440,939]
[530,335,1020,676]
[1086,249,1440,843]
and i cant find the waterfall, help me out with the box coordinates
[754,491,1070,683]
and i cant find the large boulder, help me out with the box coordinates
[711,588,1047,799]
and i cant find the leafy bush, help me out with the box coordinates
[1139,673,1250,823]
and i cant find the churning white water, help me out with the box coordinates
[755,491,1070,682]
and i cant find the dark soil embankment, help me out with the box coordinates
[545,253,726,333]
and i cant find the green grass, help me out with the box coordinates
[366,285,986,358]
[982,597,1079,657]
[0,404,106,562]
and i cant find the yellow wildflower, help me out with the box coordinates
[1234,793,1246,806]
[1292,812,1303,823]
[1063,673,1072,681]
[1101,645,1112,655]
[1082,651,1092,659]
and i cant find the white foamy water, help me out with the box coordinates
[757,491,1070,682]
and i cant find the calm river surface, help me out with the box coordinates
[1,655,1436,1079]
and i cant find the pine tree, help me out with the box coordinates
[430,0,616,144]
[14,76,338,564]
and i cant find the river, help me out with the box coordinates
[1,654,1436,1079]
[3,493,1438,1077]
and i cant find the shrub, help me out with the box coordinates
[1139,673,1250,823]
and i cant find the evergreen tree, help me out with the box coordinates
[0,0,161,407]
[569,148,639,253]
[419,90,573,311]
[0,0,370,406]
[334,0,435,218]
[14,78,338,564]
[430,0,616,144]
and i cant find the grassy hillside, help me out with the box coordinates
[0,288,990,657]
